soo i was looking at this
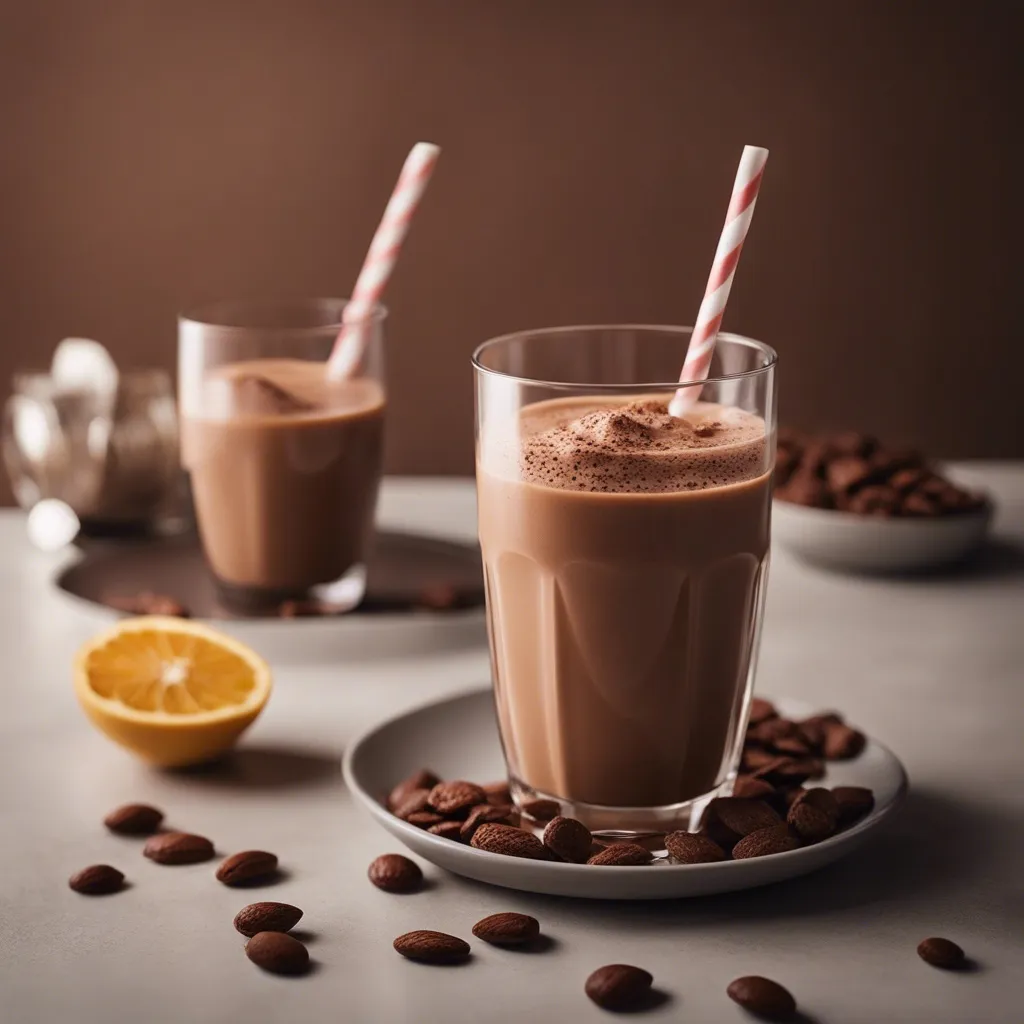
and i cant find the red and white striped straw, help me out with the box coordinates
[326,142,441,379]
[668,145,768,417]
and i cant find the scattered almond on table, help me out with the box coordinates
[393,929,471,965]
[60,706,979,1014]
[103,803,164,835]
[68,864,125,895]
[216,850,279,887]
[727,975,797,1021]
[917,937,967,970]
[368,853,423,893]
[471,912,540,947]
[233,902,303,938]
[585,964,655,1011]
[245,931,310,976]
[143,832,215,865]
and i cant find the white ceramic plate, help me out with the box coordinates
[772,499,991,574]
[343,688,908,900]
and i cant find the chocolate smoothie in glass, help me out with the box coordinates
[474,326,777,834]
[179,299,385,612]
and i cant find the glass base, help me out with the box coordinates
[511,772,738,839]
[215,563,367,615]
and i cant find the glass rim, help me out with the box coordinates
[178,296,388,333]
[471,324,777,390]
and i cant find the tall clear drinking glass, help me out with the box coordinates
[473,326,777,835]
[179,298,386,613]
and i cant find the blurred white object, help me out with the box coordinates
[49,338,119,507]
[772,499,992,573]
[51,338,119,395]
[27,498,80,551]
[3,348,180,532]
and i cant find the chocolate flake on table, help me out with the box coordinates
[775,429,987,517]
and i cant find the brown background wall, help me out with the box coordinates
[1,0,1019,504]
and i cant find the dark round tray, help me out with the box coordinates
[57,530,484,620]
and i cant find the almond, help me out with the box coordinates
[103,803,164,835]
[216,850,279,886]
[823,723,866,760]
[460,803,514,841]
[470,823,549,860]
[917,936,966,969]
[748,717,802,747]
[393,929,470,964]
[143,832,214,865]
[233,902,303,938]
[245,931,310,975]
[427,820,464,841]
[732,776,776,802]
[481,780,512,805]
[542,816,592,864]
[796,718,828,752]
[787,788,839,844]
[471,912,540,947]
[832,786,875,826]
[747,697,778,726]
[585,964,654,1010]
[393,788,432,820]
[428,781,487,816]
[783,786,807,809]
[727,976,797,1020]
[664,831,726,865]
[68,864,124,895]
[406,811,445,828]
[751,757,816,788]
[387,769,441,811]
[773,736,812,757]
[731,824,801,859]
[701,797,781,849]
[368,853,422,893]
[787,803,834,845]
[587,842,652,867]
[741,746,778,771]
[520,798,559,822]
[795,787,839,818]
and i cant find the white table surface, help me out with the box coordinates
[2,468,1022,1024]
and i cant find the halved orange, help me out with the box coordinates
[73,616,272,767]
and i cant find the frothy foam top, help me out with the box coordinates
[504,396,767,493]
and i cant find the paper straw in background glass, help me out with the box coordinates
[668,145,768,417]
[326,142,441,379]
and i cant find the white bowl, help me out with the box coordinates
[772,500,992,574]
[343,688,908,901]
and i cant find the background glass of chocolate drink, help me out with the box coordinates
[179,298,386,613]
[474,326,777,836]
